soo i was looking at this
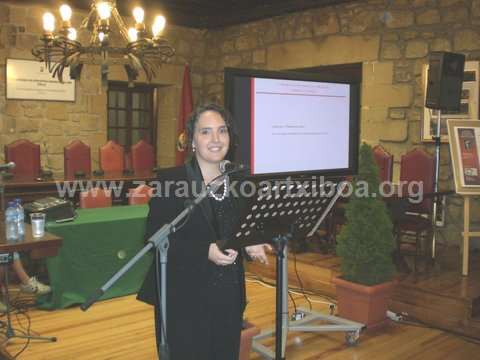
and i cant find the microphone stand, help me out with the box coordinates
[80,174,227,360]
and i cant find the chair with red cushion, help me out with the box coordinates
[79,188,112,209]
[128,184,153,205]
[99,140,124,173]
[4,139,41,177]
[373,145,394,184]
[131,139,155,173]
[64,140,91,179]
[394,148,435,272]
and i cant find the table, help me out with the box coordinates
[0,222,63,258]
[38,205,151,309]
[2,171,156,207]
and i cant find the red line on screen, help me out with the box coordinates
[250,78,255,175]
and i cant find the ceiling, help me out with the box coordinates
[36,0,355,29]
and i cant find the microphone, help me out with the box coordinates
[219,160,249,174]
[0,162,15,171]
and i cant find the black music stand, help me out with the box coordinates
[234,179,363,360]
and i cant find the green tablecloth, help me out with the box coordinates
[38,205,151,309]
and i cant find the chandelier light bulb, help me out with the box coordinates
[59,4,72,22]
[132,7,145,24]
[43,12,56,32]
[128,27,138,42]
[67,27,77,41]
[98,32,105,42]
[152,15,166,37]
[97,2,112,20]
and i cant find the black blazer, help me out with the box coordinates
[137,160,246,353]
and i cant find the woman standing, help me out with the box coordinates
[137,103,269,360]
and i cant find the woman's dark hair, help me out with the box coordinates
[186,103,236,158]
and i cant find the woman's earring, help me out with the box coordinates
[192,146,196,152]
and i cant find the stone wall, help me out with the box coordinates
[1,0,480,246]
[0,2,207,172]
[200,0,480,246]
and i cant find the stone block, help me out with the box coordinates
[46,103,68,121]
[441,7,469,23]
[5,101,20,117]
[88,94,107,117]
[379,120,408,142]
[412,0,432,7]
[42,119,64,136]
[439,0,466,6]
[222,54,242,68]
[312,9,339,36]
[81,114,99,132]
[267,35,379,70]
[407,119,422,144]
[1,116,15,134]
[9,7,26,27]
[64,123,81,137]
[235,35,257,51]
[23,105,44,118]
[384,10,415,28]
[222,39,235,53]
[363,83,412,107]
[431,38,452,52]
[17,117,39,133]
[253,49,266,64]
[347,9,383,33]
[191,73,203,88]
[474,0,480,17]
[416,9,440,24]
[405,40,429,58]
[382,42,402,59]
[363,61,394,86]
[0,3,9,24]
[454,30,480,51]
[389,108,407,120]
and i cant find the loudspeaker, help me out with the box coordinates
[425,52,465,110]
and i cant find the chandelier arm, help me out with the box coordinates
[111,7,130,43]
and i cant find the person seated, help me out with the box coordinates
[0,252,51,312]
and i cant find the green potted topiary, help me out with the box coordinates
[332,143,396,330]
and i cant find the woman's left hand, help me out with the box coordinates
[245,244,272,264]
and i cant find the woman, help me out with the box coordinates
[137,103,269,360]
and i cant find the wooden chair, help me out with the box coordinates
[373,145,394,183]
[394,148,435,272]
[4,139,41,177]
[64,140,91,179]
[99,141,124,173]
[128,184,153,205]
[79,188,112,209]
[131,139,155,173]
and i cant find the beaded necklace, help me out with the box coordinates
[209,177,228,201]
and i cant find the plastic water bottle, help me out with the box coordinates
[5,201,18,242]
[15,198,25,240]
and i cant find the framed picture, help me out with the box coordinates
[422,61,479,143]
[6,58,75,102]
[447,119,480,195]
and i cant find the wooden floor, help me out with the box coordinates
[248,246,480,341]
[2,280,480,359]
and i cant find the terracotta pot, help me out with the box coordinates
[239,321,260,360]
[332,277,396,330]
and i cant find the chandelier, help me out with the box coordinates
[32,1,175,84]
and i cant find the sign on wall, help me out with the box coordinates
[6,58,75,102]
[447,119,480,195]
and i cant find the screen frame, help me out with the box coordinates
[224,67,360,179]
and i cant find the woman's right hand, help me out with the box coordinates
[208,243,238,266]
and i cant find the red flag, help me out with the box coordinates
[175,65,193,166]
